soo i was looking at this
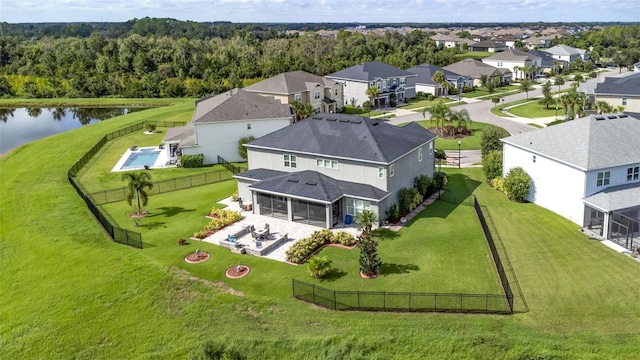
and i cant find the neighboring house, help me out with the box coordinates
[235,113,437,228]
[482,49,542,81]
[501,114,640,243]
[593,72,640,112]
[244,70,343,113]
[326,61,417,108]
[430,33,473,48]
[522,36,554,49]
[467,40,508,52]
[528,49,566,74]
[406,63,473,96]
[544,44,588,63]
[163,89,292,164]
[443,58,512,87]
[632,62,640,72]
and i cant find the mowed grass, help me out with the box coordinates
[507,99,562,119]
[3,98,640,358]
[416,120,504,150]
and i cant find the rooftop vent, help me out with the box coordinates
[288,179,299,183]
[312,116,322,120]
[350,119,362,124]
[595,116,606,121]
[305,182,317,186]
[339,119,350,123]
[607,115,617,119]
[618,114,628,118]
[327,117,337,121]
[372,122,380,126]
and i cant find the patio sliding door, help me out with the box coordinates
[257,193,288,220]
[292,199,327,227]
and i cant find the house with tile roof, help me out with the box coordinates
[443,59,512,87]
[163,89,292,164]
[593,72,640,113]
[406,63,473,96]
[326,61,417,108]
[501,114,640,245]
[235,113,437,228]
[244,70,343,114]
[482,49,542,81]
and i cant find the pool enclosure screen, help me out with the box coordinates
[257,193,288,220]
[292,199,326,227]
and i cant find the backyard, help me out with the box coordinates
[3,99,640,359]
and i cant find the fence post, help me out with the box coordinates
[460,293,463,312]
[409,293,412,311]
[384,292,386,310]
[312,284,316,305]
[486,294,489,314]
[358,291,360,310]
[334,290,337,310]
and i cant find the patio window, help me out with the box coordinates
[347,198,371,216]
[627,166,639,181]
[284,154,297,168]
[596,171,610,186]
[378,167,384,179]
[389,164,395,177]
[247,123,251,130]
[334,88,338,96]
[314,91,320,100]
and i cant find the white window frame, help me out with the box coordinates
[346,198,371,216]
[294,93,302,102]
[378,167,384,179]
[314,91,320,100]
[622,97,627,106]
[627,166,639,181]
[400,77,406,86]
[418,147,423,162]
[334,88,338,96]
[596,171,610,186]
[284,154,297,168]
[247,123,251,130]
[316,158,338,169]
[429,142,433,155]
[389,164,395,177]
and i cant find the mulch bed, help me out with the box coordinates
[360,270,378,279]
[184,251,210,264]
[225,265,250,279]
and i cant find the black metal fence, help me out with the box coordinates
[473,196,514,312]
[217,155,245,174]
[292,280,512,314]
[67,120,187,248]
[89,169,235,205]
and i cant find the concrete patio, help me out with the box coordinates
[201,197,362,262]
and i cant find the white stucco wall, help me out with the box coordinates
[595,94,640,112]
[584,165,640,198]
[502,143,587,225]
[183,118,292,164]
[416,83,437,95]
[339,80,369,107]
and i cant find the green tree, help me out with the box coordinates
[121,171,153,217]
[354,209,378,237]
[519,78,533,99]
[480,127,510,156]
[482,150,503,180]
[358,233,381,277]
[366,86,380,108]
[435,149,447,172]
[449,108,471,135]
[362,100,374,117]
[424,100,449,135]
[237,136,255,160]
[0,76,14,97]
[290,100,314,122]
[307,256,333,279]
[595,100,613,114]
[554,75,565,93]
[538,81,555,110]
[503,167,532,203]
[431,70,448,97]
[479,74,489,89]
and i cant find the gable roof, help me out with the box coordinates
[443,58,505,79]
[163,123,195,146]
[246,113,436,164]
[192,88,291,124]
[483,48,541,62]
[469,40,506,48]
[244,70,339,95]
[594,72,640,96]
[544,44,582,56]
[327,61,415,82]
[241,169,389,203]
[528,49,566,68]
[584,182,640,212]
[502,114,640,170]
[406,63,471,85]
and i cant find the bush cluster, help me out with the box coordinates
[398,187,423,215]
[193,209,242,238]
[285,230,356,264]
[482,150,503,180]
[503,167,532,202]
[385,204,400,223]
[491,177,506,194]
[180,154,204,168]
[480,127,510,156]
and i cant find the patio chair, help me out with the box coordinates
[227,234,236,243]
[159,144,165,150]
[130,145,138,151]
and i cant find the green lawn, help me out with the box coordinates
[3,98,640,358]
[455,51,493,60]
[507,100,563,119]
[415,120,505,150]
[489,98,535,117]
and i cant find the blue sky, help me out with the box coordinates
[3,0,639,23]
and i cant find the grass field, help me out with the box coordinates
[490,98,536,117]
[415,120,504,150]
[455,51,493,60]
[507,100,563,119]
[3,99,640,359]
[461,85,520,99]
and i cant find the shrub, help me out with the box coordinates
[359,233,381,277]
[145,122,157,132]
[481,127,510,156]
[414,174,434,198]
[385,204,400,223]
[332,231,356,246]
[180,154,204,168]
[398,187,423,214]
[463,86,474,93]
[285,230,357,263]
[307,256,333,279]
[482,150,503,180]
[448,87,458,95]
[230,191,240,202]
[433,171,448,190]
[237,136,254,160]
[491,177,506,195]
[194,209,242,238]
[503,167,532,202]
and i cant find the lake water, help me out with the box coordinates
[0,107,147,155]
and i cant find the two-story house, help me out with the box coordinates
[482,48,542,81]
[244,70,343,113]
[163,89,292,164]
[235,113,437,228]
[543,44,588,63]
[326,61,417,108]
[443,59,512,87]
[406,63,473,96]
[467,40,508,53]
[593,72,640,113]
[501,114,640,244]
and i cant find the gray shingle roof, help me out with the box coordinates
[483,48,541,62]
[502,114,640,170]
[243,169,389,203]
[244,70,338,95]
[583,182,640,211]
[594,72,640,96]
[528,50,566,68]
[246,113,436,164]
[544,44,581,56]
[406,63,471,85]
[469,40,506,48]
[327,61,416,82]
[443,59,504,79]
[192,88,291,124]
[163,123,195,146]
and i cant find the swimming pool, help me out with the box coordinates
[120,148,161,170]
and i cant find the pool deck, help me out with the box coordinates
[111,146,177,172]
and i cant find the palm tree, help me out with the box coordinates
[595,100,613,114]
[449,108,471,135]
[431,70,448,97]
[575,93,589,118]
[512,66,521,80]
[307,256,333,279]
[366,86,380,108]
[121,171,153,217]
[479,74,489,89]
[519,79,533,99]
[614,105,626,113]
[538,81,554,110]
[554,75,565,93]
[354,209,378,237]
[291,100,314,122]
[427,100,449,135]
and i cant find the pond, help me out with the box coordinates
[0,107,149,155]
